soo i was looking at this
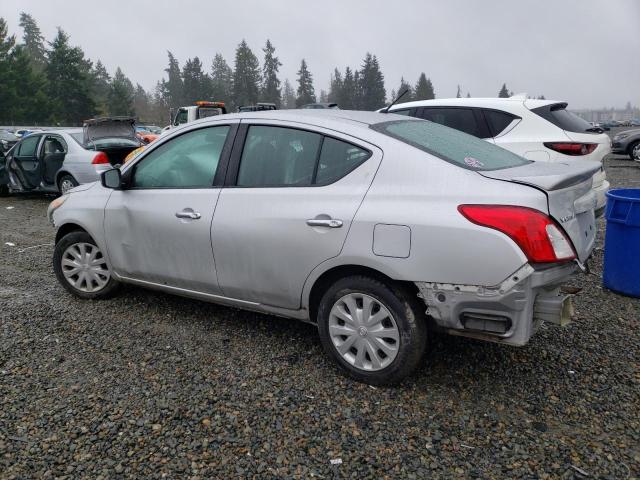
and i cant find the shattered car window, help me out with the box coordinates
[372,119,531,171]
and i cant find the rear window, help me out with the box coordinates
[531,103,594,133]
[371,119,531,171]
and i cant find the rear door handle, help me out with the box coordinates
[175,210,201,220]
[306,218,343,228]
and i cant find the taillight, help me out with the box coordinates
[544,142,597,156]
[91,152,109,165]
[458,205,576,264]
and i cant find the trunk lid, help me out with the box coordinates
[480,160,600,262]
[83,117,138,144]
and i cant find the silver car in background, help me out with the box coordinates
[48,110,598,384]
[0,118,141,195]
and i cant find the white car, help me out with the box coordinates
[384,97,611,215]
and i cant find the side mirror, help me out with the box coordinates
[101,168,122,189]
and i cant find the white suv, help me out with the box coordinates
[385,97,611,215]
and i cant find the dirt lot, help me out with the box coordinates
[0,155,638,479]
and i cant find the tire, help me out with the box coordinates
[0,184,9,197]
[58,174,78,194]
[53,231,120,299]
[317,275,427,386]
[631,142,640,162]
[628,141,640,161]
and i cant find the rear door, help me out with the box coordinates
[104,123,236,293]
[9,134,43,189]
[211,121,382,309]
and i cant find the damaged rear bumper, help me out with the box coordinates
[415,262,579,346]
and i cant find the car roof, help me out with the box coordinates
[186,109,418,133]
[387,97,562,111]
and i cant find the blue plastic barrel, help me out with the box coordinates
[603,188,640,297]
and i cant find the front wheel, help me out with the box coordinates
[317,275,427,385]
[0,184,9,197]
[628,141,640,161]
[53,231,120,299]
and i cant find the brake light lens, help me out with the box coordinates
[458,205,576,264]
[544,142,597,156]
[91,152,109,165]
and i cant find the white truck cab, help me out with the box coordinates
[171,101,227,128]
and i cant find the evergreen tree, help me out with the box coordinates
[163,51,184,109]
[328,68,342,104]
[466,92,471,98]
[358,53,386,110]
[182,56,209,104]
[133,84,152,121]
[108,67,134,116]
[233,39,261,108]
[210,53,234,108]
[498,83,510,98]
[19,12,47,72]
[0,18,18,124]
[319,90,328,103]
[388,89,396,104]
[46,28,95,124]
[281,79,296,109]
[353,70,364,109]
[414,73,435,100]
[6,45,50,124]
[339,67,356,109]
[395,77,413,103]
[150,81,170,125]
[456,85,462,98]
[91,60,111,115]
[295,59,315,107]
[261,39,281,106]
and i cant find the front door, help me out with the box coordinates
[212,121,382,309]
[104,123,235,294]
[9,134,43,189]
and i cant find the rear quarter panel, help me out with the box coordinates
[333,141,549,287]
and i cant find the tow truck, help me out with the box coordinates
[169,101,227,129]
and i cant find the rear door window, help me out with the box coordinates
[237,126,322,187]
[417,107,489,138]
[483,109,520,137]
[531,103,594,133]
[371,119,530,171]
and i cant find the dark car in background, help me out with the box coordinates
[612,128,640,160]
[0,131,19,152]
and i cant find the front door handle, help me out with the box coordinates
[175,210,201,220]
[306,218,343,228]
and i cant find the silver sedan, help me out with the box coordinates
[48,110,598,385]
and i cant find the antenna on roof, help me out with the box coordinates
[382,89,410,113]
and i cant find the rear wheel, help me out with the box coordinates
[53,231,120,299]
[317,275,427,385]
[58,174,78,194]
[628,141,640,161]
[0,184,9,197]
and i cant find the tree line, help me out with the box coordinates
[1,12,528,127]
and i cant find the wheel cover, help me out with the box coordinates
[60,179,75,193]
[633,143,640,161]
[328,293,400,371]
[61,242,110,293]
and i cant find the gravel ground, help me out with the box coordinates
[0,155,638,479]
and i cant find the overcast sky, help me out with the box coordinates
[2,0,639,109]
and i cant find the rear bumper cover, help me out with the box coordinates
[415,262,579,346]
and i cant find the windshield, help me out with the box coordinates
[371,119,531,171]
